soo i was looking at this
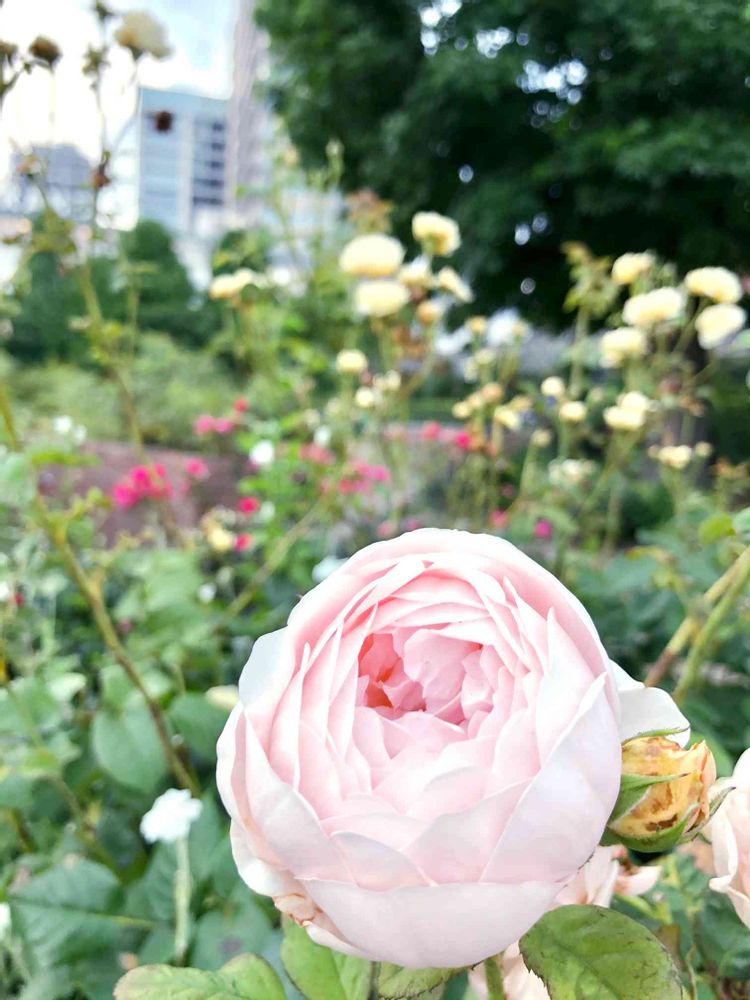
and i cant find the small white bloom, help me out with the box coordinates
[435,329,471,358]
[52,415,73,435]
[399,257,432,288]
[611,252,654,286]
[312,555,347,583]
[486,309,528,348]
[600,327,648,367]
[656,445,694,470]
[437,267,473,303]
[266,265,292,287]
[0,902,10,940]
[198,583,216,603]
[335,349,368,376]
[250,439,275,467]
[416,299,444,325]
[0,581,11,602]
[115,10,171,59]
[354,386,378,409]
[313,425,332,448]
[412,212,461,256]
[559,400,587,424]
[452,401,472,420]
[354,280,409,318]
[209,269,267,301]
[531,428,552,447]
[623,288,683,328]
[549,458,596,487]
[604,406,644,432]
[206,685,239,712]
[541,376,566,399]
[140,789,203,844]
[258,501,276,522]
[685,267,742,304]
[340,234,404,278]
[493,406,521,431]
[696,304,746,349]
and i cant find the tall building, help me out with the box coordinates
[225,0,272,226]
[136,87,228,236]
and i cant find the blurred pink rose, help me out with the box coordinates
[490,510,508,530]
[237,496,260,515]
[453,429,472,450]
[472,846,661,998]
[234,532,253,552]
[111,464,172,508]
[217,529,686,969]
[185,457,210,480]
[708,749,750,926]
[534,519,553,541]
[193,414,216,435]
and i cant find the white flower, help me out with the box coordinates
[559,400,587,424]
[696,304,746,349]
[437,267,473,303]
[486,309,528,348]
[540,376,566,399]
[52,415,73,435]
[266,265,292,287]
[206,685,240,712]
[339,234,404,278]
[657,445,694,470]
[611,252,654,286]
[549,459,596,488]
[115,10,171,59]
[398,257,432,288]
[467,316,488,335]
[685,267,742,304]
[354,386,378,409]
[250,440,275,467]
[493,406,521,431]
[373,370,402,393]
[412,212,460,256]
[452,401,472,420]
[354,280,409,318]
[435,329,471,358]
[258,501,276,522]
[209,269,266,301]
[600,327,648,367]
[0,902,10,941]
[623,288,683,328]
[140,789,203,844]
[0,581,11,603]
[335,349,368,375]
[604,390,656,432]
[531,428,552,447]
[313,425,332,448]
[198,583,216,603]
[312,556,347,583]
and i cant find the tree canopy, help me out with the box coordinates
[256,0,750,322]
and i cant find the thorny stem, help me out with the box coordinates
[0,383,199,795]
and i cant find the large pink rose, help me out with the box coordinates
[708,749,750,926]
[216,529,686,968]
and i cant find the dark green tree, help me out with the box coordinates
[256,0,750,322]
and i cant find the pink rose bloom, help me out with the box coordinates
[471,846,661,998]
[185,457,210,480]
[534,518,553,540]
[233,398,249,413]
[420,420,442,441]
[490,510,508,530]
[217,529,686,969]
[194,414,216,436]
[354,461,390,483]
[234,533,253,552]
[300,443,336,466]
[214,417,235,434]
[708,749,750,926]
[238,496,261,515]
[112,482,138,509]
[453,429,473,451]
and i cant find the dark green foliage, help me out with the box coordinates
[257,0,750,321]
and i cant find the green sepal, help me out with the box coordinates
[608,771,683,824]
[608,806,697,854]
[621,726,689,745]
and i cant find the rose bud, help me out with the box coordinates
[29,35,61,67]
[606,735,718,853]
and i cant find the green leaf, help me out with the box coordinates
[695,891,750,980]
[91,703,168,794]
[0,452,35,506]
[281,919,373,1000]
[377,964,461,999]
[190,885,274,970]
[520,905,685,1000]
[169,692,229,760]
[115,953,286,1000]
[9,860,135,970]
[699,513,735,544]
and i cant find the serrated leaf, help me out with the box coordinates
[114,953,286,1000]
[520,905,685,999]
[377,964,461,999]
[281,919,372,1000]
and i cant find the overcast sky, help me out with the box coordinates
[0,0,235,178]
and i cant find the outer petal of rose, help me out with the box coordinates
[299,878,561,968]
[483,676,619,883]
[609,661,689,746]
[708,808,750,926]
[618,864,662,897]
[304,920,375,961]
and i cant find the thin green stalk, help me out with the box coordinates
[484,957,506,1000]
[568,306,590,398]
[174,836,192,964]
[673,544,750,704]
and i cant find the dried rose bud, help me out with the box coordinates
[606,736,718,853]
[29,36,61,67]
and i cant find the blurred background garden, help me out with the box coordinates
[2,1,750,997]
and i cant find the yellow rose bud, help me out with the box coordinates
[416,299,443,326]
[607,736,717,853]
